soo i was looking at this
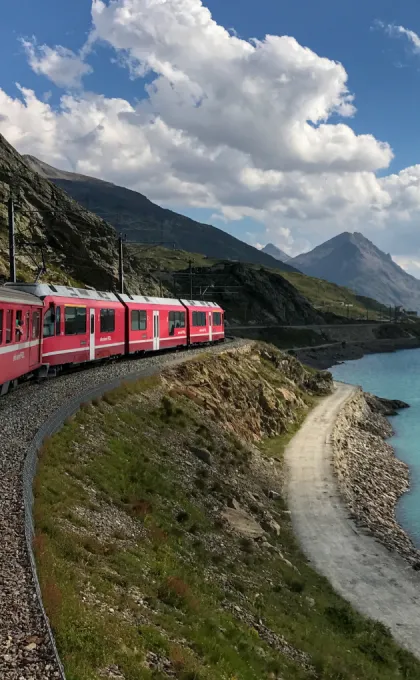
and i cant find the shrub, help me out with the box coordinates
[161,396,174,418]
[239,537,255,554]
[158,576,191,608]
[324,604,357,634]
[130,499,153,518]
[284,575,305,593]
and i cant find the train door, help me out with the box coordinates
[208,311,212,342]
[89,308,95,361]
[30,309,41,367]
[153,311,160,351]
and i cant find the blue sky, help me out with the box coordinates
[1,0,420,270]
[2,0,419,172]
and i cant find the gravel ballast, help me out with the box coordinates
[0,340,247,679]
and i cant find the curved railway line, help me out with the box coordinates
[0,338,247,680]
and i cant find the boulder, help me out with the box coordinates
[221,507,265,540]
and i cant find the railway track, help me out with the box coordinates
[0,338,246,680]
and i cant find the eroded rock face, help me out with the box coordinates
[163,344,333,443]
[0,133,163,293]
[332,389,420,566]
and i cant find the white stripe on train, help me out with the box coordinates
[0,339,40,356]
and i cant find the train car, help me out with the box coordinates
[0,286,43,395]
[6,283,126,368]
[180,300,225,345]
[117,294,188,353]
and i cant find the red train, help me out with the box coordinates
[0,283,225,396]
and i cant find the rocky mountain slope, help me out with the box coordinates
[0,135,396,327]
[0,134,325,324]
[165,260,325,325]
[24,155,298,273]
[262,242,292,263]
[0,134,163,293]
[290,232,420,310]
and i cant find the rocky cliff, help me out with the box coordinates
[163,343,333,442]
[0,134,163,293]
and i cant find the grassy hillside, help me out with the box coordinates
[34,345,420,680]
[281,271,390,321]
[126,245,392,324]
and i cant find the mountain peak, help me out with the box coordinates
[289,231,420,310]
[261,243,291,263]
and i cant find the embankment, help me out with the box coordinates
[32,343,420,680]
[331,389,420,567]
[229,322,420,370]
[285,383,420,661]
[295,336,420,370]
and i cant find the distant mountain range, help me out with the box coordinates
[24,156,298,274]
[261,243,291,263]
[18,152,420,311]
[288,231,420,311]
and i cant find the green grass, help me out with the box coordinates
[281,271,390,321]
[127,244,216,271]
[33,351,420,680]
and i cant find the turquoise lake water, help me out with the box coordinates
[330,349,420,548]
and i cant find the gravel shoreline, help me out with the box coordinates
[331,388,420,568]
[0,340,248,679]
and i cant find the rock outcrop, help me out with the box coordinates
[163,343,333,443]
[0,133,163,293]
[332,389,420,566]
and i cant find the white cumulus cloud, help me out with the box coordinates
[21,38,93,88]
[0,0,419,263]
[377,21,420,54]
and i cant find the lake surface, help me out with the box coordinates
[330,349,420,548]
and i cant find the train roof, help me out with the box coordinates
[5,283,119,302]
[0,285,44,306]
[180,299,222,309]
[118,294,184,307]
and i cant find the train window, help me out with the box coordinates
[192,311,206,327]
[26,312,30,340]
[65,306,87,335]
[32,311,41,340]
[131,310,147,331]
[100,309,115,333]
[0,310,3,344]
[168,311,186,335]
[213,312,222,326]
[55,306,61,335]
[15,311,24,342]
[5,310,12,343]
[43,308,55,338]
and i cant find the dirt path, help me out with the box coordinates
[285,382,420,658]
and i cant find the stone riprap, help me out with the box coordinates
[331,388,420,567]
